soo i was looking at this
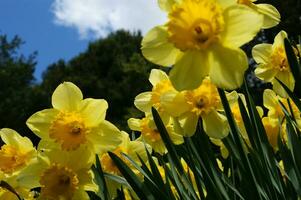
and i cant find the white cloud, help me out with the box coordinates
[51,0,167,39]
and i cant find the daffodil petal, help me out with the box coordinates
[177,112,198,137]
[161,91,190,116]
[252,43,272,64]
[221,5,262,48]
[127,118,142,131]
[273,31,287,48]
[89,121,122,154]
[134,92,153,112]
[170,51,209,91]
[263,89,278,110]
[26,109,59,139]
[202,111,229,139]
[149,69,169,86]
[254,64,277,82]
[142,26,182,66]
[209,45,248,89]
[128,141,150,162]
[273,71,295,98]
[255,4,280,29]
[52,82,83,111]
[0,128,32,149]
[79,98,108,127]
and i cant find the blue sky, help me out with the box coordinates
[0,0,88,80]
[0,0,165,81]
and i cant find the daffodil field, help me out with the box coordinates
[1,0,301,199]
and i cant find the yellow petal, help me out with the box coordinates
[255,4,280,29]
[127,118,142,131]
[52,82,83,112]
[134,92,153,112]
[149,69,169,86]
[252,43,272,64]
[176,112,198,137]
[221,5,263,48]
[209,45,248,89]
[263,89,279,110]
[128,141,151,163]
[202,111,229,139]
[273,31,287,49]
[254,64,277,82]
[26,109,59,139]
[170,51,209,91]
[161,91,190,117]
[0,128,33,150]
[141,26,182,66]
[79,98,108,127]
[88,121,122,155]
[273,71,295,98]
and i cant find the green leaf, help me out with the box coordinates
[92,155,110,200]
[109,152,156,200]
[284,38,301,95]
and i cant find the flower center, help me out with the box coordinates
[270,47,290,72]
[151,80,174,111]
[49,112,88,151]
[185,79,220,116]
[140,118,162,143]
[167,0,224,51]
[0,145,28,173]
[100,147,128,176]
[40,163,79,200]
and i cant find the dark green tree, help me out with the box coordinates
[0,35,39,143]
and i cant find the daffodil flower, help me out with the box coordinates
[26,82,121,153]
[253,31,295,97]
[142,0,263,90]
[0,129,37,175]
[165,78,233,138]
[17,147,97,200]
[237,0,280,29]
[134,69,189,118]
[128,114,183,154]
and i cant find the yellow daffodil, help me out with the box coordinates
[142,0,263,90]
[253,31,295,97]
[237,0,280,29]
[99,131,151,198]
[134,69,188,116]
[166,78,229,138]
[17,146,97,200]
[128,114,183,154]
[26,82,121,153]
[0,129,37,175]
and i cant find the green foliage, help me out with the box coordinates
[0,35,39,143]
